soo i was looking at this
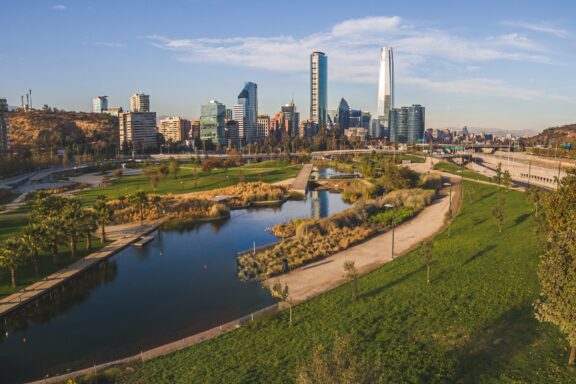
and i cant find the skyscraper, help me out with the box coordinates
[281,100,299,137]
[130,93,150,112]
[92,96,108,113]
[0,99,9,152]
[119,111,157,150]
[257,115,270,139]
[200,100,226,145]
[377,47,394,130]
[337,98,350,133]
[388,105,425,144]
[236,82,258,144]
[310,52,327,129]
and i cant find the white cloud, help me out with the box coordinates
[52,4,66,11]
[148,16,569,103]
[503,21,569,38]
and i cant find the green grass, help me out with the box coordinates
[434,161,493,182]
[99,182,575,383]
[76,161,300,206]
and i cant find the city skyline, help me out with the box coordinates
[1,1,575,132]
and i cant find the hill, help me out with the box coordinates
[526,123,576,146]
[8,110,118,149]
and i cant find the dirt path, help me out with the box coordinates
[265,180,459,303]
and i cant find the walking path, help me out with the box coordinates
[0,220,164,318]
[290,163,313,194]
[264,180,459,303]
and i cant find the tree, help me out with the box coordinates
[192,170,200,188]
[296,335,385,384]
[62,198,84,258]
[168,157,181,179]
[502,170,512,191]
[445,209,453,237]
[42,215,66,264]
[491,196,506,233]
[158,161,169,178]
[270,280,292,326]
[150,195,163,218]
[0,238,27,287]
[94,195,113,242]
[129,191,148,227]
[535,169,576,365]
[342,260,359,301]
[495,162,503,188]
[21,225,43,275]
[421,240,433,284]
[80,210,98,249]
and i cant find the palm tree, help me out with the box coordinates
[150,195,163,219]
[81,210,98,249]
[0,238,27,287]
[62,198,84,258]
[93,195,113,242]
[129,191,148,227]
[42,216,65,264]
[21,224,44,275]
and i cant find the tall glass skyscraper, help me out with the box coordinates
[377,47,394,130]
[200,100,226,145]
[337,98,350,133]
[388,105,425,144]
[237,82,258,144]
[310,52,327,129]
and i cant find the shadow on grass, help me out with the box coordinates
[515,213,530,225]
[453,304,539,383]
[361,265,426,300]
[463,245,497,265]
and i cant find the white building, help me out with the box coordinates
[377,47,394,129]
[159,116,188,142]
[119,111,157,150]
[130,93,150,112]
[92,96,108,113]
[257,115,270,138]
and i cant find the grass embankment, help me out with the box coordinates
[434,160,493,182]
[91,182,574,383]
[75,161,301,206]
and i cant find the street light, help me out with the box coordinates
[384,203,396,259]
[443,182,452,213]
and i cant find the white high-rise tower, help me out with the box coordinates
[377,47,394,130]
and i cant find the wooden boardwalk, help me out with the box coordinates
[0,221,163,318]
[290,163,313,194]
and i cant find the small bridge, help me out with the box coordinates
[290,164,313,195]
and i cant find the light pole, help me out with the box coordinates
[384,203,396,259]
[444,182,452,213]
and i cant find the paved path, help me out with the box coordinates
[265,181,458,303]
[0,220,163,318]
[290,163,313,194]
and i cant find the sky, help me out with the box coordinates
[2,0,576,133]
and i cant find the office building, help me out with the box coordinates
[388,104,425,144]
[200,100,226,145]
[337,98,350,133]
[310,52,327,128]
[377,47,394,130]
[281,100,299,137]
[301,120,318,138]
[0,99,9,151]
[159,116,190,142]
[103,107,123,117]
[235,82,258,144]
[190,119,200,140]
[119,111,157,150]
[225,120,240,147]
[257,115,270,139]
[92,96,108,113]
[130,93,150,112]
[225,108,233,121]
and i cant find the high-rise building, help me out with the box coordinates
[310,52,327,128]
[200,100,226,145]
[190,119,201,140]
[225,108,233,121]
[257,115,270,139]
[159,116,189,142]
[236,82,258,144]
[119,111,157,150]
[0,99,9,151]
[377,47,394,130]
[388,105,425,144]
[337,98,350,133]
[281,100,299,137]
[92,96,108,113]
[130,93,150,112]
[103,107,123,117]
[225,120,240,147]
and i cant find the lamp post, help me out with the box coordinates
[444,182,452,213]
[384,203,396,259]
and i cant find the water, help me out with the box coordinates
[0,188,350,383]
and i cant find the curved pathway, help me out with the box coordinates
[265,181,459,303]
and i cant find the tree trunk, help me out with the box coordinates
[100,222,106,243]
[32,250,40,275]
[10,268,16,288]
[52,242,59,264]
[569,345,576,366]
[86,233,92,249]
[289,304,293,326]
[427,265,430,284]
[70,235,77,258]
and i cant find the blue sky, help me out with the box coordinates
[2,0,575,132]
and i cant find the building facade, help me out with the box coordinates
[337,98,350,133]
[257,115,270,139]
[0,99,9,151]
[236,82,258,144]
[119,111,157,150]
[388,104,425,144]
[281,101,299,137]
[200,100,226,145]
[92,96,108,113]
[159,116,190,142]
[377,47,394,130]
[310,52,327,129]
[130,93,150,112]
[225,120,240,147]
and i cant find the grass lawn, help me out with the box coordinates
[75,160,301,206]
[434,160,493,182]
[97,182,574,383]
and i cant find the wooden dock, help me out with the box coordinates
[0,221,162,318]
[290,164,313,195]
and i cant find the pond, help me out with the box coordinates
[0,187,350,382]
